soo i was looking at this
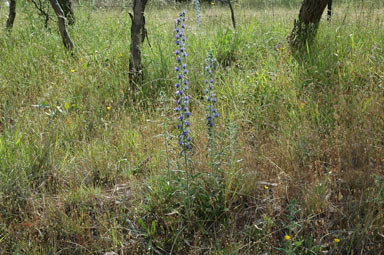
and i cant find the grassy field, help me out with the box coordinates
[1,0,384,254]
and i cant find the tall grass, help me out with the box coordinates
[0,1,384,254]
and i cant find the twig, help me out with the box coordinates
[30,0,54,28]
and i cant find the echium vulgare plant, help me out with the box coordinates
[194,0,202,27]
[174,11,192,165]
[205,52,220,169]
[205,53,219,141]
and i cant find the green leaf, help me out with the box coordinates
[138,218,148,232]
[150,221,156,235]
[64,101,70,110]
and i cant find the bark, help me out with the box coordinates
[327,0,333,21]
[6,0,16,31]
[49,0,74,50]
[228,0,236,29]
[58,0,75,25]
[129,0,149,87]
[289,0,329,51]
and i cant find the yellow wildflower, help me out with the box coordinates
[211,2,215,5]
[71,69,75,73]
[264,185,269,190]
[285,235,291,240]
[334,238,340,243]
[107,106,111,111]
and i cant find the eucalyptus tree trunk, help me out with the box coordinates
[129,0,149,87]
[289,0,329,51]
[6,0,16,30]
[49,0,74,49]
[58,0,75,25]
[228,0,236,29]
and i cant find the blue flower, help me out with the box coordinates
[195,0,202,26]
[204,52,219,131]
[174,11,192,155]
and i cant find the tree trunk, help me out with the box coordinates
[289,0,329,51]
[49,0,74,50]
[6,0,16,30]
[228,0,236,29]
[58,0,75,25]
[327,0,333,21]
[129,0,149,87]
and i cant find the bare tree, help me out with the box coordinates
[228,0,236,29]
[289,0,329,51]
[58,0,75,25]
[30,0,53,28]
[49,0,74,49]
[6,0,16,30]
[129,0,149,87]
[327,0,333,21]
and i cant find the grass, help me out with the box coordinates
[1,0,384,254]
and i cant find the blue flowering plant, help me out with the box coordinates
[194,0,202,27]
[205,52,219,148]
[174,11,192,164]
